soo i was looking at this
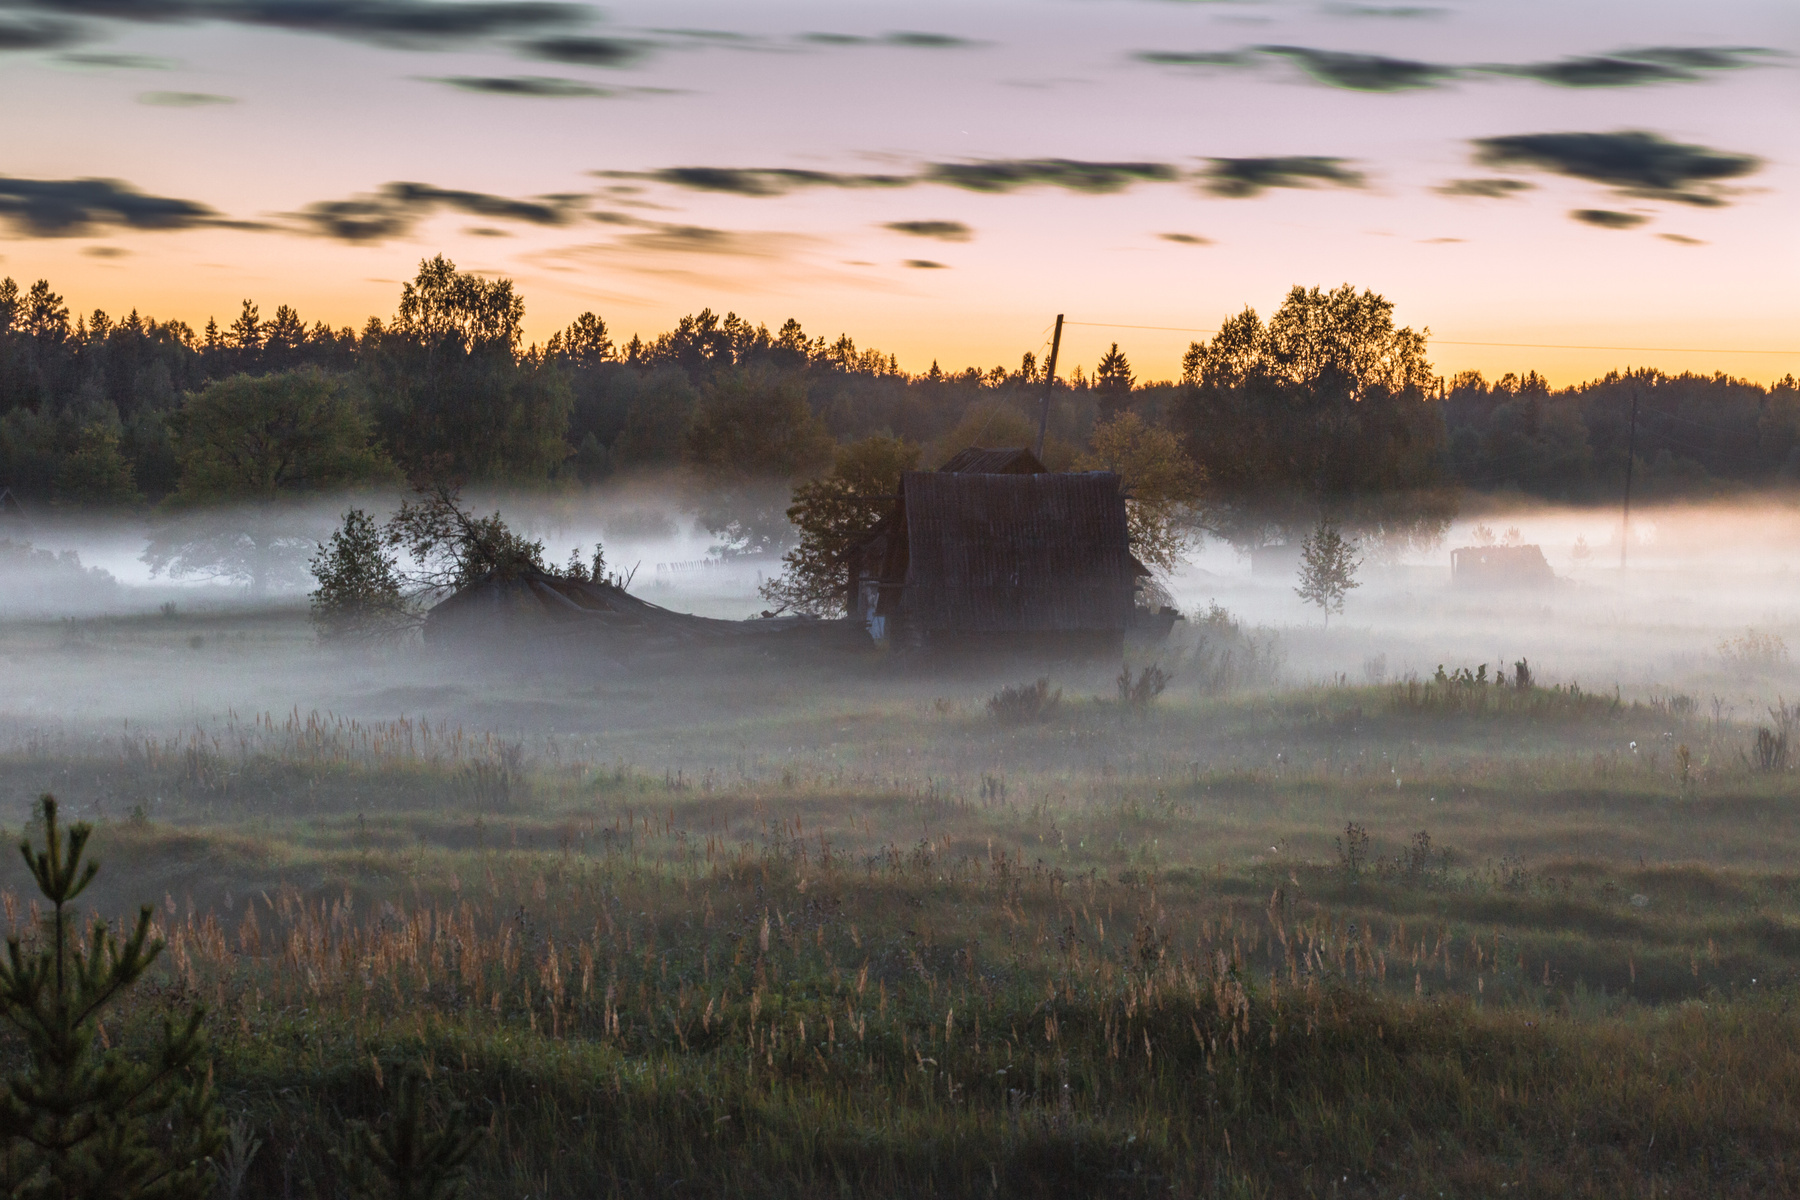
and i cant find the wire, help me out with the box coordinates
[1065,321,1216,334]
[1062,320,1800,356]
[1434,340,1800,355]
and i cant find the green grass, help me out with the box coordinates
[3,654,1800,1197]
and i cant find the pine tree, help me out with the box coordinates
[1295,519,1360,627]
[308,509,411,641]
[335,1067,480,1200]
[1094,343,1134,419]
[0,796,223,1200]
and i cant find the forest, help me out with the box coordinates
[1,256,1796,542]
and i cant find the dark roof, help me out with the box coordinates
[937,446,1046,475]
[896,471,1137,632]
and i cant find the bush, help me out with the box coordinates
[1751,726,1788,772]
[987,678,1062,725]
[1117,663,1170,712]
[1172,602,1282,694]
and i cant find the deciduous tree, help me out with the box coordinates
[1295,519,1360,626]
[1076,412,1204,573]
[1176,284,1452,553]
[142,368,393,594]
[759,434,920,616]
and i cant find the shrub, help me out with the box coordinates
[1335,821,1370,881]
[1718,629,1789,671]
[1175,602,1283,695]
[1751,726,1788,773]
[987,678,1062,725]
[1117,663,1170,712]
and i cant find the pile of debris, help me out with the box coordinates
[424,569,832,650]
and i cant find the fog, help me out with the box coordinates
[2,491,1797,761]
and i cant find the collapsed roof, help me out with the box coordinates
[424,570,823,650]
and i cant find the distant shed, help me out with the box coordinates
[845,466,1147,653]
[1450,544,1556,588]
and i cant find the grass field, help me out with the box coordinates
[2,607,1799,1197]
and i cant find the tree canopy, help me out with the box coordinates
[1075,412,1204,573]
[759,434,921,617]
[163,368,391,505]
[1175,284,1453,551]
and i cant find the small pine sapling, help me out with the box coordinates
[0,795,223,1200]
[336,1066,481,1200]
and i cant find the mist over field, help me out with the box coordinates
[4,491,1795,746]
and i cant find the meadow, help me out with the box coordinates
[1,605,1799,1198]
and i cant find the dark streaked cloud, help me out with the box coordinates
[1137,43,1775,92]
[1132,49,1252,68]
[138,90,234,105]
[610,156,1369,203]
[1435,178,1534,199]
[522,34,651,66]
[59,50,171,67]
[18,0,584,46]
[431,74,612,97]
[292,181,578,242]
[883,220,971,241]
[1571,209,1647,229]
[1473,130,1762,206]
[1259,45,1453,91]
[1159,233,1212,244]
[1482,45,1774,87]
[0,176,218,236]
[1490,56,1695,88]
[799,30,979,49]
[612,224,811,259]
[904,259,946,269]
[926,159,1177,193]
[1633,46,1773,70]
[599,167,909,197]
[648,27,754,43]
[81,245,130,257]
[1659,233,1704,245]
[1200,156,1363,198]
[0,16,80,49]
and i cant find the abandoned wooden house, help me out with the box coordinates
[1450,543,1556,588]
[844,447,1151,653]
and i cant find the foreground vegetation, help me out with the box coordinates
[2,644,1798,1198]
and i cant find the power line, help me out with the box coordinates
[1434,340,1800,355]
[1064,321,1215,334]
[1061,320,1799,356]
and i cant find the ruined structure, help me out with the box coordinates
[845,449,1148,653]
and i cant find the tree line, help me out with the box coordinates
[2,257,1795,581]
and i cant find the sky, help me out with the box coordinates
[0,0,1795,385]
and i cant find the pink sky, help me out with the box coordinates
[1,0,1794,385]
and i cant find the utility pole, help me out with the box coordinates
[1035,314,1064,460]
[1620,387,1639,571]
